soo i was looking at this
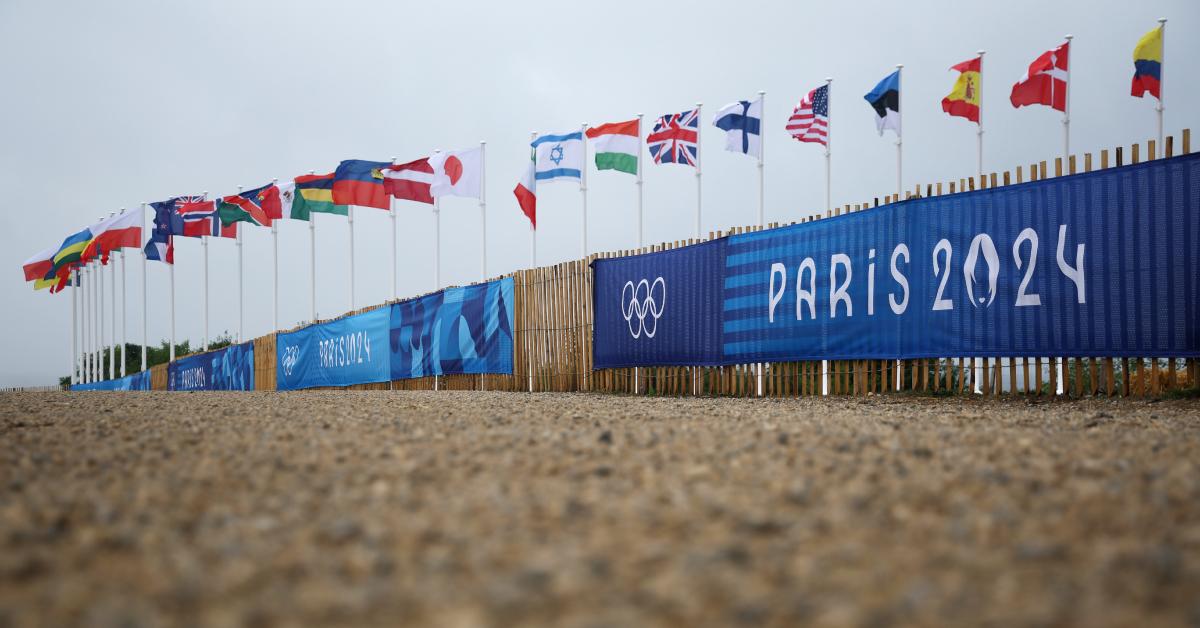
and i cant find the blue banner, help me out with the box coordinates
[276,307,391,391]
[593,239,727,368]
[594,153,1200,367]
[390,277,515,379]
[71,370,151,391]
[168,342,255,391]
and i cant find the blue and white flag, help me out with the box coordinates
[713,97,763,158]
[533,130,584,183]
[865,70,901,137]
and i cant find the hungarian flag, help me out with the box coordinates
[332,159,391,209]
[218,183,282,228]
[586,120,639,175]
[291,173,347,220]
[382,158,434,204]
[22,245,56,282]
[942,56,981,123]
[429,148,483,199]
[513,146,536,228]
[81,209,143,264]
[1011,41,1069,112]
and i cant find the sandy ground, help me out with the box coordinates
[1,391,1198,627]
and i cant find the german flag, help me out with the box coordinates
[942,56,981,123]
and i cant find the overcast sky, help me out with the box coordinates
[1,0,1195,387]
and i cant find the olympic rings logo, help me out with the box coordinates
[621,277,666,339]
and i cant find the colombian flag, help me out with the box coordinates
[332,159,392,210]
[1131,25,1162,100]
[942,56,981,123]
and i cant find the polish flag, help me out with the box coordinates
[81,209,143,264]
[1011,41,1069,112]
[382,158,434,204]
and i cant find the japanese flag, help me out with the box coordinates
[429,147,482,199]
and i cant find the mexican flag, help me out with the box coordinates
[586,119,639,175]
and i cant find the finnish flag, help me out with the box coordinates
[713,97,763,158]
[533,130,585,183]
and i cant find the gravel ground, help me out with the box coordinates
[1,391,1199,628]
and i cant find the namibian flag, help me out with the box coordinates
[332,159,391,210]
[1131,24,1162,100]
[291,173,347,221]
[942,56,981,123]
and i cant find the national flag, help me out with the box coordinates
[33,276,58,291]
[45,226,96,291]
[1010,41,1069,112]
[81,209,143,264]
[713,97,763,158]
[144,196,193,264]
[429,147,483,199]
[1131,25,1163,99]
[179,200,237,238]
[532,131,584,183]
[942,56,982,123]
[513,146,536,228]
[291,173,347,220]
[22,245,56,282]
[332,159,391,209]
[276,181,295,220]
[217,183,282,228]
[586,120,639,175]
[786,84,829,146]
[647,108,699,167]
[865,70,901,136]
[383,158,434,204]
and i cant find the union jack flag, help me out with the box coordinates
[647,108,700,168]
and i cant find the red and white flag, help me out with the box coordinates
[382,158,434,204]
[786,83,829,146]
[1010,41,1069,112]
[429,147,483,199]
[513,149,536,228]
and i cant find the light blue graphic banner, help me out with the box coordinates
[71,370,152,391]
[389,277,515,379]
[276,307,391,391]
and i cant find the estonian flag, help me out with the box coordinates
[865,70,901,137]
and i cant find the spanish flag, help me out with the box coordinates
[1131,25,1162,100]
[942,56,981,123]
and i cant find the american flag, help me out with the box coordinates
[786,84,829,146]
[647,108,699,167]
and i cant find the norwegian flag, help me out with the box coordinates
[786,84,829,146]
[178,199,237,239]
[647,108,700,167]
[1011,41,1069,112]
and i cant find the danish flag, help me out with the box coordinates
[1010,41,1069,112]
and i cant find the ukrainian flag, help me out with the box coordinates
[1131,25,1163,100]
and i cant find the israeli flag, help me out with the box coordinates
[713,97,763,158]
[533,130,584,183]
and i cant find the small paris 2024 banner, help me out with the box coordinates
[594,152,1200,367]
[276,277,515,391]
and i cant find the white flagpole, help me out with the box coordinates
[636,113,644,248]
[1063,35,1072,162]
[271,179,279,332]
[308,171,317,322]
[824,78,834,395]
[1157,18,1166,148]
[84,264,90,382]
[348,205,356,312]
[1058,37,1072,396]
[140,202,147,372]
[530,133,537,268]
[90,263,97,382]
[389,160,397,302]
[109,238,116,379]
[757,90,765,228]
[896,64,903,199]
[70,268,77,386]
[695,102,703,239]
[201,191,209,351]
[977,51,985,178]
[169,255,176,363]
[98,250,106,380]
[580,121,590,256]
[433,149,442,291]
[120,249,127,377]
[480,140,488,280]
[236,186,244,344]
